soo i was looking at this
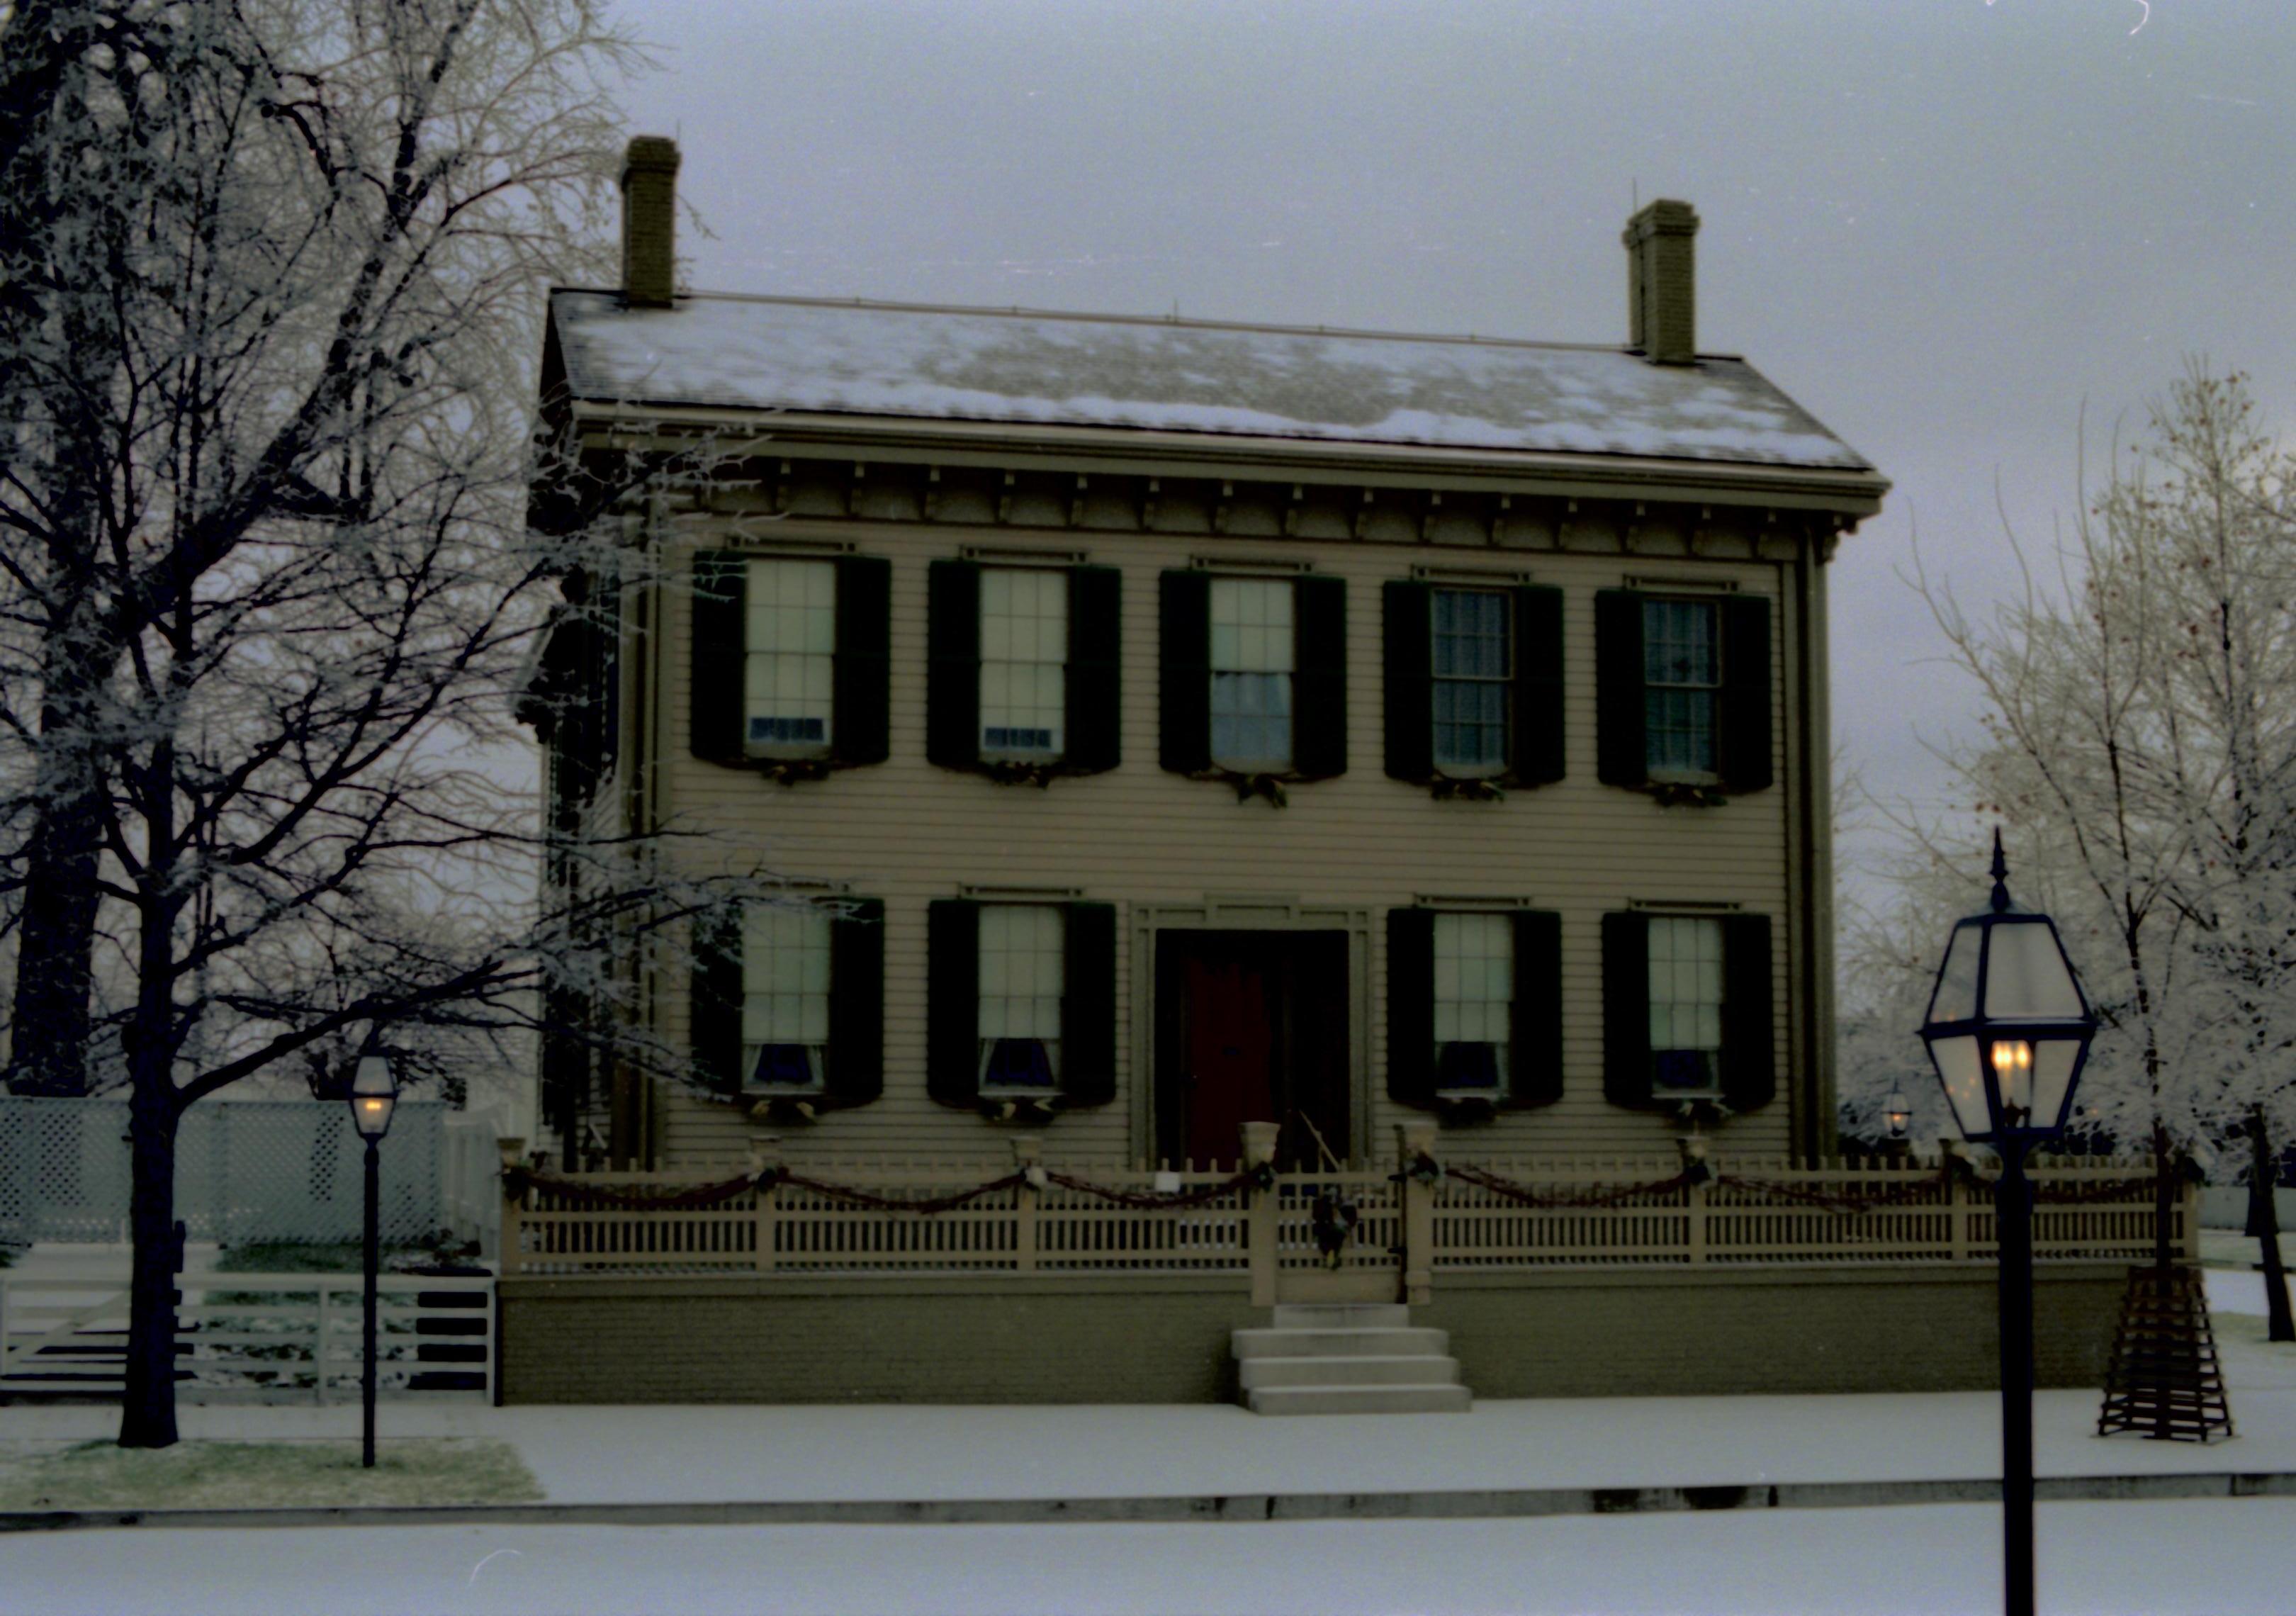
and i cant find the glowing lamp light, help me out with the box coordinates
[349,1053,398,1143]
[1915,833,2098,1147]
[1883,1086,1912,1143]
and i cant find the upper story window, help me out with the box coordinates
[691,549,890,772]
[1646,914,1724,1096]
[745,559,837,756]
[1434,912,1513,1095]
[742,905,832,1092]
[1381,580,1561,790]
[1431,589,1512,775]
[928,560,1120,777]
[1593,588,1772,796]
[980,569,1067,759]
[1210,578,1294,769]
[1643,598,1718,780]
[978,904,1064,1092]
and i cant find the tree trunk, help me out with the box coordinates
[2248,1106,2293,1344]
[5,770,103,1095]
[2151,1120,2177,1270]
[116,1074,181,1447]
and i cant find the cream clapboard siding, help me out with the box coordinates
[648,512,1806,1169]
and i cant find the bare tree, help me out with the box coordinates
[1876,367,2296,1302]
[0,0,799,1448]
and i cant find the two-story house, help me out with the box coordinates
[524,138,1888,1185]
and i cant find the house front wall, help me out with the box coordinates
[590,438,1850,1170]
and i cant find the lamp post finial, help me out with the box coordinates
[1989,827,2012,914]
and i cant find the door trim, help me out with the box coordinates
[1130,896,1372,1165]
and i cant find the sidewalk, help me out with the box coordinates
[6,1269,2292,1510]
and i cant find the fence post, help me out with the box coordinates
[496,1138,526,1278]
[1396,1124,1436,1306]
[1679,1137,1709,1267]
[751,1138,781,1274]
[1011,1137,1042,1273]
[1243,1121,1281,1308]
[1945,1140,1969,1262]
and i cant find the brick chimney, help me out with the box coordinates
[620,135,680,309]
[1622,198,1699,364]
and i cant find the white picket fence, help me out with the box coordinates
[0,1271,493,1403]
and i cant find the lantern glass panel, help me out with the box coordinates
[1928,1033,1991,1139]
[2030,1038,2081,1133]
[1981,920,2086,1020]
[1929,923,1982,1023]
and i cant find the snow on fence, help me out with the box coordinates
[0,1096,457,1247]
[0,1271,493,1403]
[500,1148,2192,1289]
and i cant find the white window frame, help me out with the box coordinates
[1647,914,1724,1098]
[979,568,1068,762]
[743,559,837,759]
[977,904,1064,1096]
[1434,912,1512,1099]
[1431,588,1512,777]
[1209,577,1294,771]
[741,904,832,1094]
[1643,596,1720,782]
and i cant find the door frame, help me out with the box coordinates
[1130,894,1372,1166]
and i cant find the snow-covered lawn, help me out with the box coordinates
[0,1439,539,1510]
[4,1501,2294,1615]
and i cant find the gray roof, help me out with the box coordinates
[548,289,1872,472]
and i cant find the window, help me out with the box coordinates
[741,907,832,1092]
[1647,916,1723,1096]
[1210,578,1293,768]
[980,569,1067,758]
[1643,598,1718,779]
[744,559,836,754]
[978,905,1064,1092]
[1431,589,1512,773]
[1434,914,1513,1095]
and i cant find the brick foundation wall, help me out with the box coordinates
[497,1263,2128,1405]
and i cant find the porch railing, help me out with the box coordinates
[497,1130,2195,1300]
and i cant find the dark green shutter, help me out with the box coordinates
[1293,576,1347,778]
[691,910,745,1094]
[1602,910,1653,1108]
[1383,580,1433,782]
[1720,912,1776,1111]
[1159,571,1211,774]
[926,899,980,1106]
[1720,595,1774,794]
[1386,908,1436,1109]
[927,560,981,769]
[1595,590,1647,787]
[1509,909,1564,1109]
[1065,566,1122,774]
[690,553,746,763]
[1511,586,1565,787]
[831,556,891,765]
[1061,902,1118,1105]
[823,899,884,1109]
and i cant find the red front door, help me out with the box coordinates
[1155,930,1350,1169]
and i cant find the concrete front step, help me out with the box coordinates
[1232,1325,1450,1359]
[1271,1303,1411,1330]
[1238,1353,1463,1390]
[1246,1383,1474,1415]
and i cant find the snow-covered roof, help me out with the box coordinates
[548,289,1872,473]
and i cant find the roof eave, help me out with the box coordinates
[562,398,1889,517]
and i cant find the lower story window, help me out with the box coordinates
[979,904,1063,1091]
[742,906,831,1092]
[1434,913,1512,1096]
[1648,915,1723,1096]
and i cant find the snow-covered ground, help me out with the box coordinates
[4,1502,2294,1615]
[2,1265,2290,1613]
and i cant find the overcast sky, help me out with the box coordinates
[615,0,2296,903]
